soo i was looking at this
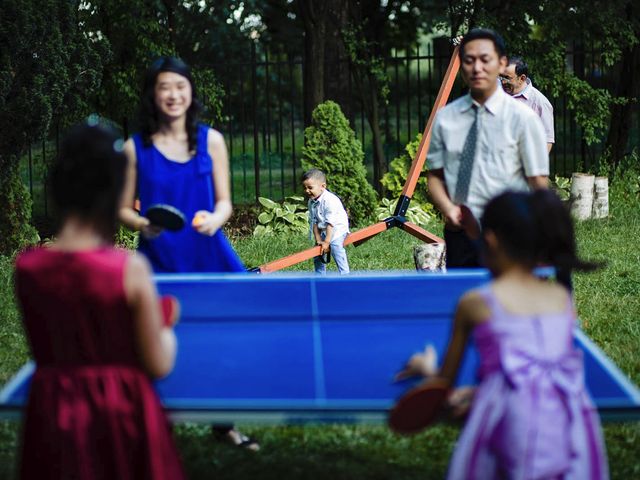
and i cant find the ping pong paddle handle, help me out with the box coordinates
[459,205,480,240]
[159,295,180,327]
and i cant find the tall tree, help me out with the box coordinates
[296,0,330,127]
[449,0,640,166]
[0,0,102,255]
[603,3,640,165]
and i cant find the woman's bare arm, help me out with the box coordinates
[193,129,232,236]
[119,139,149,231]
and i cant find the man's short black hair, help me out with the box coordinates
[459,28,507,59]
[508,56,529,77]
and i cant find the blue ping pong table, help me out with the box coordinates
[2,271,640,424]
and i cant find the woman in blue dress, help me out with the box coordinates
[119,57,256,449]
[119,56,244,273]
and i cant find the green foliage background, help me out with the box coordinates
[380,133,432,207]
[253,196,308,237]
[302,101,378,227]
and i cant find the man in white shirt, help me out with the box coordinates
[501,56,555,152]
[427,29,549,268]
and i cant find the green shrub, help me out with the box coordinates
[114,225,139,250]
[0,162,39,256]
[253,196,308,237]
[550,175,572,201]
[610,149,640,205]
[376,197,434,227]
[380,133,430,207]
[301,101,377,227]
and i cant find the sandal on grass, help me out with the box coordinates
[214,428,260,452]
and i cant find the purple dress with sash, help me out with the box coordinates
[447,287,608,480]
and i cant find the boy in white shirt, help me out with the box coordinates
[302,169,350,274]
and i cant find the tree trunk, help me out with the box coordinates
[605,42,640,167]
[592,177,609,219]
[324,1,352,121]
[298,0,328,127]
[570,173,595,221]
[368,92,386,193]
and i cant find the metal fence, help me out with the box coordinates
[20,40,640,218]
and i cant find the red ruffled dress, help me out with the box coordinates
[14,247,185,480]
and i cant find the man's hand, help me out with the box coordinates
[443,204,463,229]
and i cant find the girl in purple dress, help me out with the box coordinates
[399,190,608,479]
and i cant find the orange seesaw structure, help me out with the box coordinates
[256,45,460,273]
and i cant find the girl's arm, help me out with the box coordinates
[119,139,147,231]
[193,129,233,236]
[438,291,489,384]
[118,139,161,238]
[396,290,488,385]
[124,254,177,378]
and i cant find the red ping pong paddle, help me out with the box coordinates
[320,249,331,264]
[159,295,180,327]
[460,205,481,240]
[145,204,186,231]
[388,379,451,435]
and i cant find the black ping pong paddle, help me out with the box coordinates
[388,379,450,435]
[145,204,186,231]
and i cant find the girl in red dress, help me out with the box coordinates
[14,122,185,479]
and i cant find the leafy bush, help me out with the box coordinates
[114,225,139,250]
[376,198,434,227]
[380,133,430,206]
[609,149,640,205]
[0,162,39,256]
[253,196,308,237]
[550,176,572,201]
[301,101,377,227]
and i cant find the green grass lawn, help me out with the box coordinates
[1,178,639,478]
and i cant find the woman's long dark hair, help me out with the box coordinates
[49,122,127,241]
[138,56,203,153]
[481,190,601,281]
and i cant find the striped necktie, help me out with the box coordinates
[453,104,479,204]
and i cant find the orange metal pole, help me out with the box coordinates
[256,43,461,274]
[401,46,460,198]
[343,221,388,247]
[260,245,322,273]
[259,222,389,273]
[401,222,444,244]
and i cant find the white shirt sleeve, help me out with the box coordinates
[426,111,445,171]
[519,112,549,177]
[539,98,555,144]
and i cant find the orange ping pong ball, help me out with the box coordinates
[192,213,206,228]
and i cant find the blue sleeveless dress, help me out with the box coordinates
[133,125,245,273]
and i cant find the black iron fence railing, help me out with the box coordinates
[20,40,640,219]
